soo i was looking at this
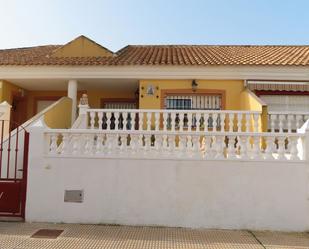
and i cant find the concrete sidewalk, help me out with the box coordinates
[0,222,309,249]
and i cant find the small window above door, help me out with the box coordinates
[101,98,137,109]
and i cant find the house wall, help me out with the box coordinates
[25,124,309,231]
[26,91,67,119]
[240,89,268,131]
[0,80,23,104]
[139,80,244,110]
[43,97,72,129]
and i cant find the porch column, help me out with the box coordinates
[68,80,78,125]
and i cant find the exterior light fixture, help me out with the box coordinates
[192,80,198,91]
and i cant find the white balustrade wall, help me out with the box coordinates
[45,129,305,161]
[269,112,309,132]
[85,109,262,132]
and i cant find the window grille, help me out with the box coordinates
[165,94,222,129]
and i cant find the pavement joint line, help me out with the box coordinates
[247,230,267,249]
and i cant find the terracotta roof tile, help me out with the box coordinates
[1,44,309,66]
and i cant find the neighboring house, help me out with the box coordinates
[0,35,309,231]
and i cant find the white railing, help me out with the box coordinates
[269,112,309,132]
[84,109,262,132]
[44,129,305,161]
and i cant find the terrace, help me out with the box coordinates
[44,95,309,161]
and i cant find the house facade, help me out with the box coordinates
[0,35,308,129]
[0,35,309,231]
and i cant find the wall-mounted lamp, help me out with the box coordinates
[192,79,198,92]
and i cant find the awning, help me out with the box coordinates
[247,81,309,92]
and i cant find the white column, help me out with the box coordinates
[68,80,78,124]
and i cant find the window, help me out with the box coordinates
[260,95,309,112]
[164,94,222,129]
[165,95,221,110]
[103,102,136,109]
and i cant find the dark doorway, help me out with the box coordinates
[11,95,27,131]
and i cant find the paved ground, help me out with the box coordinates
[0,222,309,249]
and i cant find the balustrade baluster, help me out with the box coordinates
[289,136,299,160]
[97,112,103,130]
[227,135,237,159]
[251,136,261,159]
[178,135,185,157]
[220,113,225,132]
[50,134,58,154]
[296,115,302,130]
[214,135,225,159]
[237,113,242,132]
[278,114,285,133]
[195,113,201,132]
[202,136,208,158]
[154,112,160,131]
[146,112,152,131]
[95,134,103,154]
[277,136,286,160]
[106,112,112,130]
[204,113,209,131]
[139,112,144,131]
[84,134,93,155]
[130,134,138,155]
[163,113,168,131]
[131,112,136,131]
[170,113,176,131]
[123,112,128,130]
[90,111,96,129]
[155,134,163,153]
[245,114,251,132]
[169,135,176,155]
[228,113,234,132]
[72,134,79,155]
[239,135,249,159]
[264,136,275,160]
[61,134,69,155]
[187,113,192,132]
[179,113,184,131]
[253,114,259,132]
[191,135,200,158]
[270,114,276,132]
[186,135,193,155]
[212,113,218,132]
[114,112,120,131]
[287,114,293,133]
[144,134,151,153]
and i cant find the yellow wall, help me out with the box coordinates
[240,89,268,132]
[44,97,72,129]
[139,79,244,110]
[26,89,135,119]
[51,36,113,57]
[0,80,22,104]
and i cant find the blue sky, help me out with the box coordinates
[0,0,308,51]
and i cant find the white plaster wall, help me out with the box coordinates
[25,123,309,231]
[26,157,309,231]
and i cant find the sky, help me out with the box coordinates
[0,0,309,52]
